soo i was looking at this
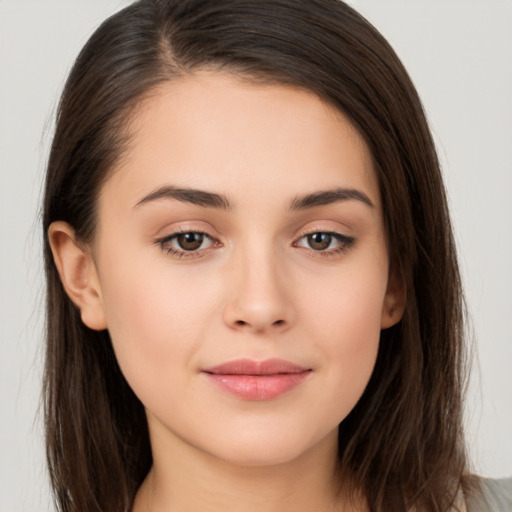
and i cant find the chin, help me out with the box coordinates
[201,425,334,468]
[220,447,302,468]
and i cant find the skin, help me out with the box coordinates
[49,72,405,512]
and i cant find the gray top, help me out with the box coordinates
[466,478,512,511]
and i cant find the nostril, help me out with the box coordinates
[273,319,285,327]
[235,320,247,326]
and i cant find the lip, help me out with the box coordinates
[202,358,312,400]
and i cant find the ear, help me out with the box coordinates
[381,270,406,329]
[48,221,107,331]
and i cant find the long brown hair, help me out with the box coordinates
[42,1,471,510]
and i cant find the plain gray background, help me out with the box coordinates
[1,1,511,510]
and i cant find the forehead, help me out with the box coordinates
[103,71,380,212]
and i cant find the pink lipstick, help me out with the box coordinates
[202,358,311,400]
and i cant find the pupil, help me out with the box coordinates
[308,233,331,250]
[178,233,203,251]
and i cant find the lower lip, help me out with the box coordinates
[203,371,311,400]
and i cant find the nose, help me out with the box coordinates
[223,247,295,334]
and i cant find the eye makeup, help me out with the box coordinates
[155,228,222,259]
[293,231,355,257]
[154,226,356,261]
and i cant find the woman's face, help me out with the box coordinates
[88,72,402,467]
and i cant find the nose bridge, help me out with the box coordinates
[223,236,294,333]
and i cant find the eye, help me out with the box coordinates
[305,233,334,251]
[294,231,355,255]
[174,232,208,251]
[156,230,220,258]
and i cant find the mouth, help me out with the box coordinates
[202,358,312,400]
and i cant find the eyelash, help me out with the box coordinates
[155,229,355,260]
[293,231,355,257]
[156,229,219,259]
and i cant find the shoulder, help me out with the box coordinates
[465,477,512,512]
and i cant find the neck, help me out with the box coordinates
[133,420,363,512]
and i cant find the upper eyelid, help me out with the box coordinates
[292,218,354,235]
[156,226,352,241]
[156,225,216,241]
[159,228,211,239]
[294,231,354,246]
[154,224,355,248]
[293,225,353,241]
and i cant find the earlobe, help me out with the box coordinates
[48,221,107,331]
[381,271,406,329]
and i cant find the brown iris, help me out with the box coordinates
[177,232,204,251]
[307,233,332,250]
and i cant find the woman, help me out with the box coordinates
[42,0,511,510]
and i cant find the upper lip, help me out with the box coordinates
[203,358,310,375]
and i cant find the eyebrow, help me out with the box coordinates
[289,187,374,211]
[134,185,374,211]
[134,185,232,210]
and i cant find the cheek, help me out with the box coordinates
[305,256,387,346]
[301,263,387,416]
[97,251,220,400]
